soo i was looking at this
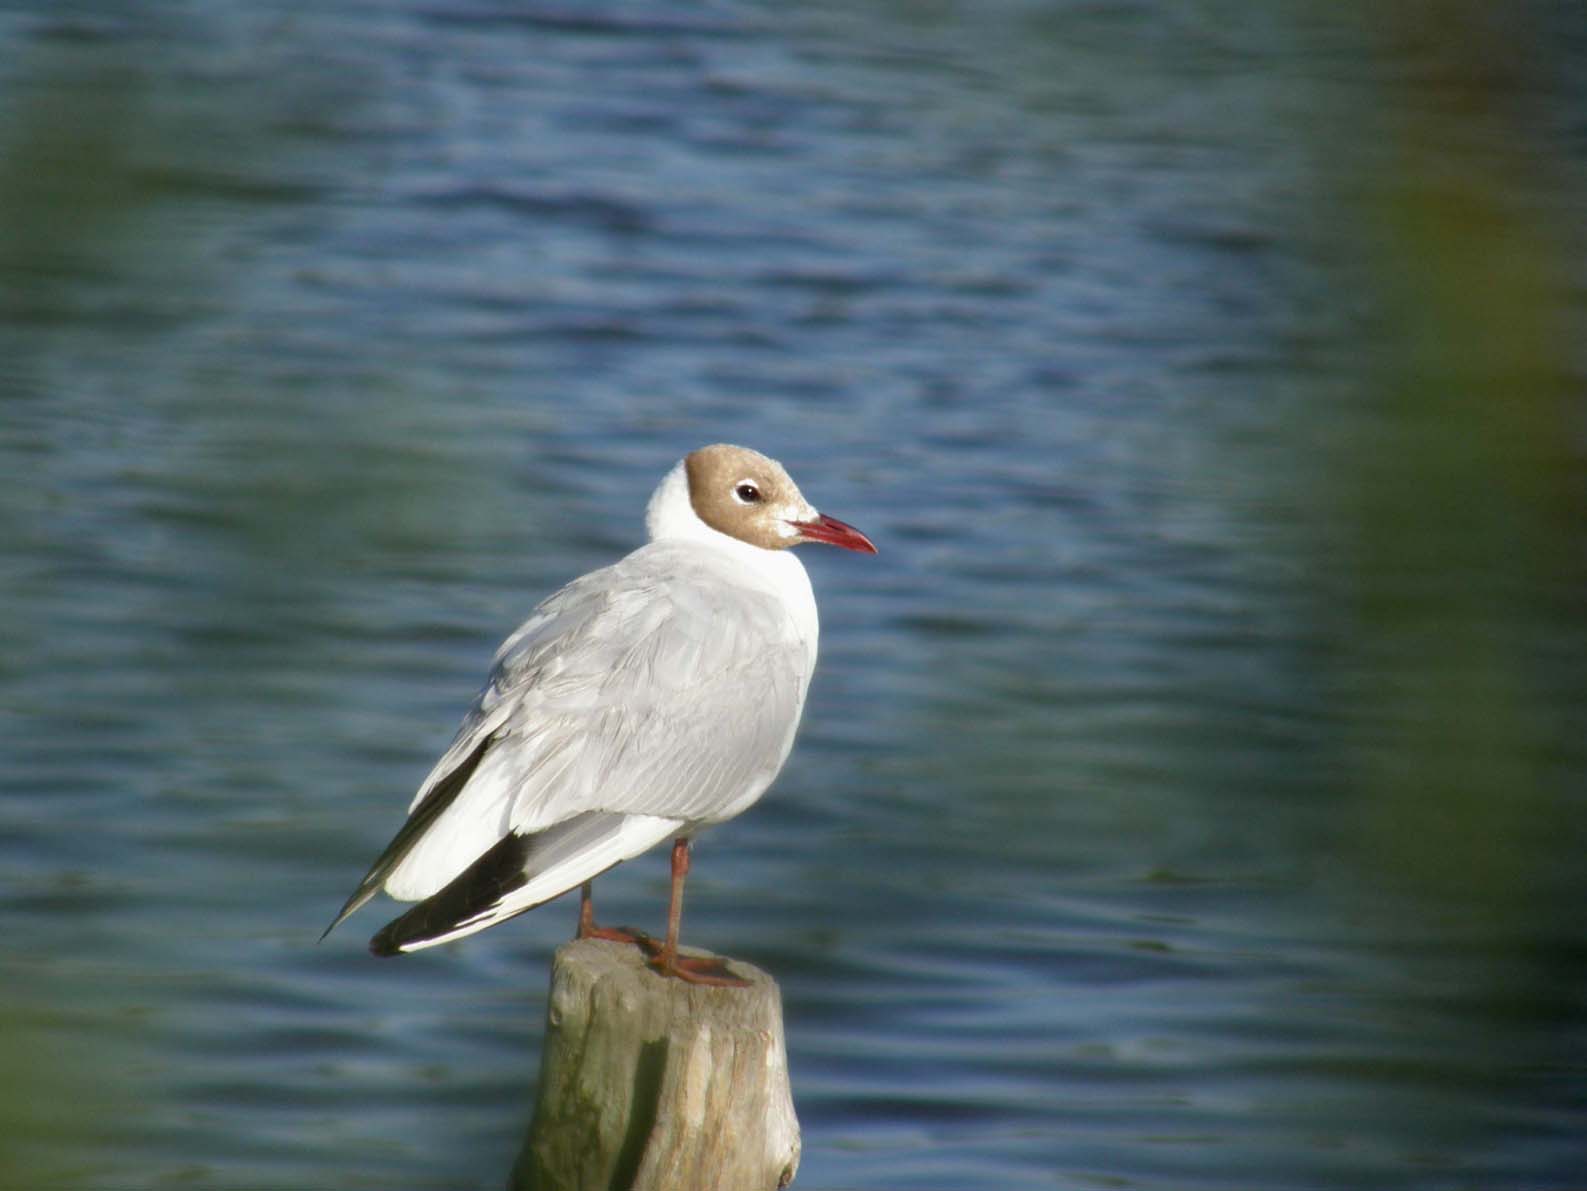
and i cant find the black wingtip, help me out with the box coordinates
[368,924,405,958]
[364,830,536,957]
[319,883,378,945]
[324,733,498,951]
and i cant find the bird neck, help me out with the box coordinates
[644,461,817,642]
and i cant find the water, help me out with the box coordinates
[3,2,1586,1187]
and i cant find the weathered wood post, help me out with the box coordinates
[511,938,800,1191]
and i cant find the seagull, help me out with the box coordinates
[324,444,876,984]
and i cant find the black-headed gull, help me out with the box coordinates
[325,444,876,984]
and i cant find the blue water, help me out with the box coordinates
[3,2,1586,1188]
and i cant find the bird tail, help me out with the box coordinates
[368,811,683,955]
[320,734,496,942]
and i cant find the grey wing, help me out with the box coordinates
[377,553,811,901]
[515,575,811,828]
[501,558,812,829]
[325,573,622,919]
[398,575,615,818]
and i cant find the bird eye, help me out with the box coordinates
[734,483,762,503]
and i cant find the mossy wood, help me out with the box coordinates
[513,939,800,1191]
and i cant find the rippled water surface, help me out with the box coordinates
[4,2,1586,1188]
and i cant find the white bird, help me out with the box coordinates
[324,444,876,984]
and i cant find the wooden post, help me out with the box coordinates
[512,938,801,1191]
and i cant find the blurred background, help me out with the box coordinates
[2,1,1584,1187]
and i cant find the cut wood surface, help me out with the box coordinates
[513,939,801,1191]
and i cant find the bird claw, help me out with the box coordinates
[577,924,746,986]
[646,948,750,988]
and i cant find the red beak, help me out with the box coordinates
[789,513,877,554]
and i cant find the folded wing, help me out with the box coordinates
[330,541,814,935]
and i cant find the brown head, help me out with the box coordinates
[672,444,876,554]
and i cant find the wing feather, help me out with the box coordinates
[380,541,813,902]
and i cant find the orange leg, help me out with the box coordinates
[575,880,649,947]
[647,838,746,987]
